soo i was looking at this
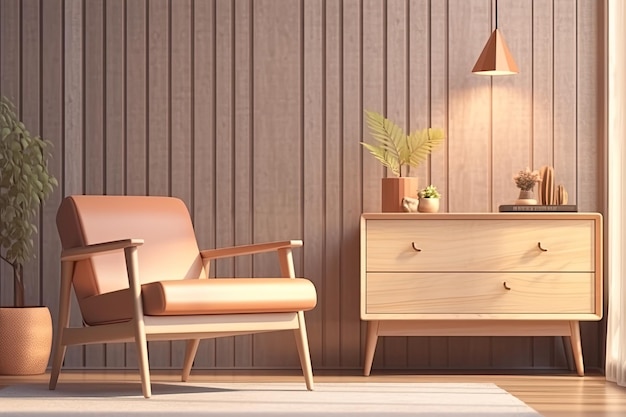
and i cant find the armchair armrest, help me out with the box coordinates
[200,240,303,260]
[60,239,145,262]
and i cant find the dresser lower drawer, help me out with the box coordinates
[365,272,595,314]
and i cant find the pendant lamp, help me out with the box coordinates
[472,0,518,75]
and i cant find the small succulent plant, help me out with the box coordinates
[418,184,441,199]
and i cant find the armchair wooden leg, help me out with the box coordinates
[48,343,67,390]
[134,326,151,398]
[125,246,152,398]
[49,260,73,390]
[293,311,314,391]
[182,339,200,382]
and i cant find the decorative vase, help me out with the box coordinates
[515,189,537,205]
[0,306,52,375]
[418,197,440,213]
[381,177,419,213]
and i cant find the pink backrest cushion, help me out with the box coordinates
[56,195,205,302]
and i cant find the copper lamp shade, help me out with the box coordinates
[472,28,519,75]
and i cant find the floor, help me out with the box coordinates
[1,370,625,416]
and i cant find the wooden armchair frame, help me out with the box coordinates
[49,239,313,398]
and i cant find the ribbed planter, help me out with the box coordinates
[0,306,52,375]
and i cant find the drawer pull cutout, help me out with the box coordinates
[537,242,548,252]
[503,282,511,290]
[411,242,422,252]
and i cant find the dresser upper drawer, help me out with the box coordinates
[364,218,597,272]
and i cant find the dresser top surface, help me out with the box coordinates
[361,212,602,221]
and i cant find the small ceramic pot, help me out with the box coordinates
[418,197,440,213]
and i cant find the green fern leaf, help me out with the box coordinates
[407,128,445,167]
[363,110,407,177]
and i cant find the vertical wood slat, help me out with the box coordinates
[103,0,127,370]
[340,0,362,369]
[125,0,147,198]
[0,0,20,308]
[577,0,603,367]
[39,0,66,367]
[105,0,126,197]
[0,0,606,373]
[361,0,385,214]
[192,0,217,368]
[21,0,43,309]
[448,0,492,214]
[446,0,492,369]
[169,0,193,369]
[382,0,409,369]
[232,0,253,368]
[427,0,450,369]
[124,0,148,370]
[361,0,385,370]
[303,0,325,369]
[146,0,171,368]
[553,0,577,205]
[490,0,535,369]
[322,0,342,369]
[214,0,236,368]
[532,0,555,171]
[252,0,303,368]
[531,0,558,371]
[84,0,105,196]
[147,0,170,198]
[83,0,106,369]
[407,0,433,368]
[64,0,86,369]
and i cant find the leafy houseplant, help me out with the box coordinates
[361,110,444,177]
[0,96,58,307]
[361,110,444,212]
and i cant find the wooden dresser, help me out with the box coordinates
[360,212,603,376]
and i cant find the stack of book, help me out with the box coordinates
[498,204,578,212]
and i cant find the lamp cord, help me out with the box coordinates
[495,0,498,29]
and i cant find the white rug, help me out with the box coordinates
[0,382,543,416]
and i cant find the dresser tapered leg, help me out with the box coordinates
[569,321,585,376]
[561,336,575,371]
[364,320,380,376]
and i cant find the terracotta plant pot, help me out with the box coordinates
[0,306,52,375]
[381,177,419,213]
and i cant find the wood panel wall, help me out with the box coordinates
[0,0,605,372]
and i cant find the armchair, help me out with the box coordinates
[49,195,317,398]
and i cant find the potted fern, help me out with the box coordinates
[361,110,444,212]
[0,95,58,375]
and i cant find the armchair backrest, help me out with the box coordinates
[56,195,205,303]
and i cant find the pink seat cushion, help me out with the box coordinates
[80,278,317,325]
[142,278,317,316]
